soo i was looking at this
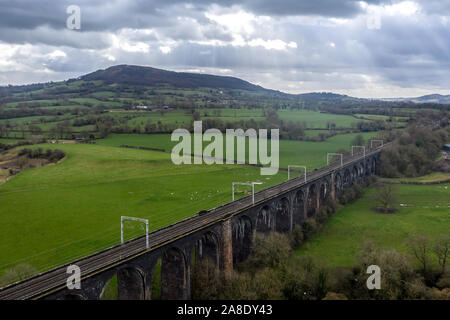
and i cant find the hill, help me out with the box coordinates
[296,92,354,101]
[80,65,273,92]
[382,94,450,104]
[0,64,367,104]
[2,64,447,115]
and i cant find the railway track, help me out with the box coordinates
[0,145,386,300]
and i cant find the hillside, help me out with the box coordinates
[80,65,272,92]
[382,94,450,104]
[296,92,354,101]
[1,65,447,116]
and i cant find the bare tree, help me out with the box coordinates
[246,232,292,270]
[374,184,397,213]
[406,234,432,275]
[433,235,450,274]
[192,111,200,121]
[191,257,219,300]
[265,108,279,128]
[28,124,42,136]
[350,134,365,148]
[16,156,28,169]
[0,124,8,138]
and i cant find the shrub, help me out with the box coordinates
[316,207,328,225]
[301,219,317,241]
[339,188,355,205]
[191,258,219,300]
[328,267,364,299]
[18,148,65,162]
[283,256,330,300]
[379,125,449,178]
[48,149,65,162]
[290,225,304,249]
[326,200,338,216]
[245,232,292,271]
[437,270,450,289]
[355,241,426,299]
[353,183,363,198]
[18,148,32,156]
[251,268,284,300]
[217,271,256,300]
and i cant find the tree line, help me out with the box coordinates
[379,111,449,178]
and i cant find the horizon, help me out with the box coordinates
[2,1,450,99]
[3,63,450,101]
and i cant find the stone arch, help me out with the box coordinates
[352,166,358,183]
[371,158,377,174]
[275,197,290,233]
[361,163,366,176]
[256,205,273,234]
[232,215,252,264]
[161,247,187,300]
[151,257,162,300]
[356,163,363,178]
[365,158,371,176]
[343,168,352,187]
[306,184,318,218]
[191,231,220,298]
[293,190,305,225]
[334,172,343,193]
[319,180,329,206]
[117,267,146,300]
[197,231,220,266]
[100,266,146,300]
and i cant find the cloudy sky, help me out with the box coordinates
[0,0,450,98]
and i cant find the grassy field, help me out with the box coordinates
[296,182,450,267]
[0,107,371,134]
[278,109,364,128]
[0,139,21,144]
[0,143,287,276]
[354,114,408,121]
[0,128,379,278]
[379,172,450,184]
[97,131,380,169]
[111,108,361,130]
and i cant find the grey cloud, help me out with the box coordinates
[2,0,450,98]
[0,27,111,49]
[416,0,450,15]
[0,0,394,32]
[243,0,382,17]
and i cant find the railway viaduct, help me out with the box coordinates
[0,146,383,300]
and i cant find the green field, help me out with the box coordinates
[0,115,73,125]
[278,109,365,128]
[0,139,21,144]
[379,172,450,184]
[0,107,370,133]
[354,114,408,122]
[109,108,360,130]
[0,143,287,275]
[98,131,379,169]
[0,128,379,277]
[296,182,450,267]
